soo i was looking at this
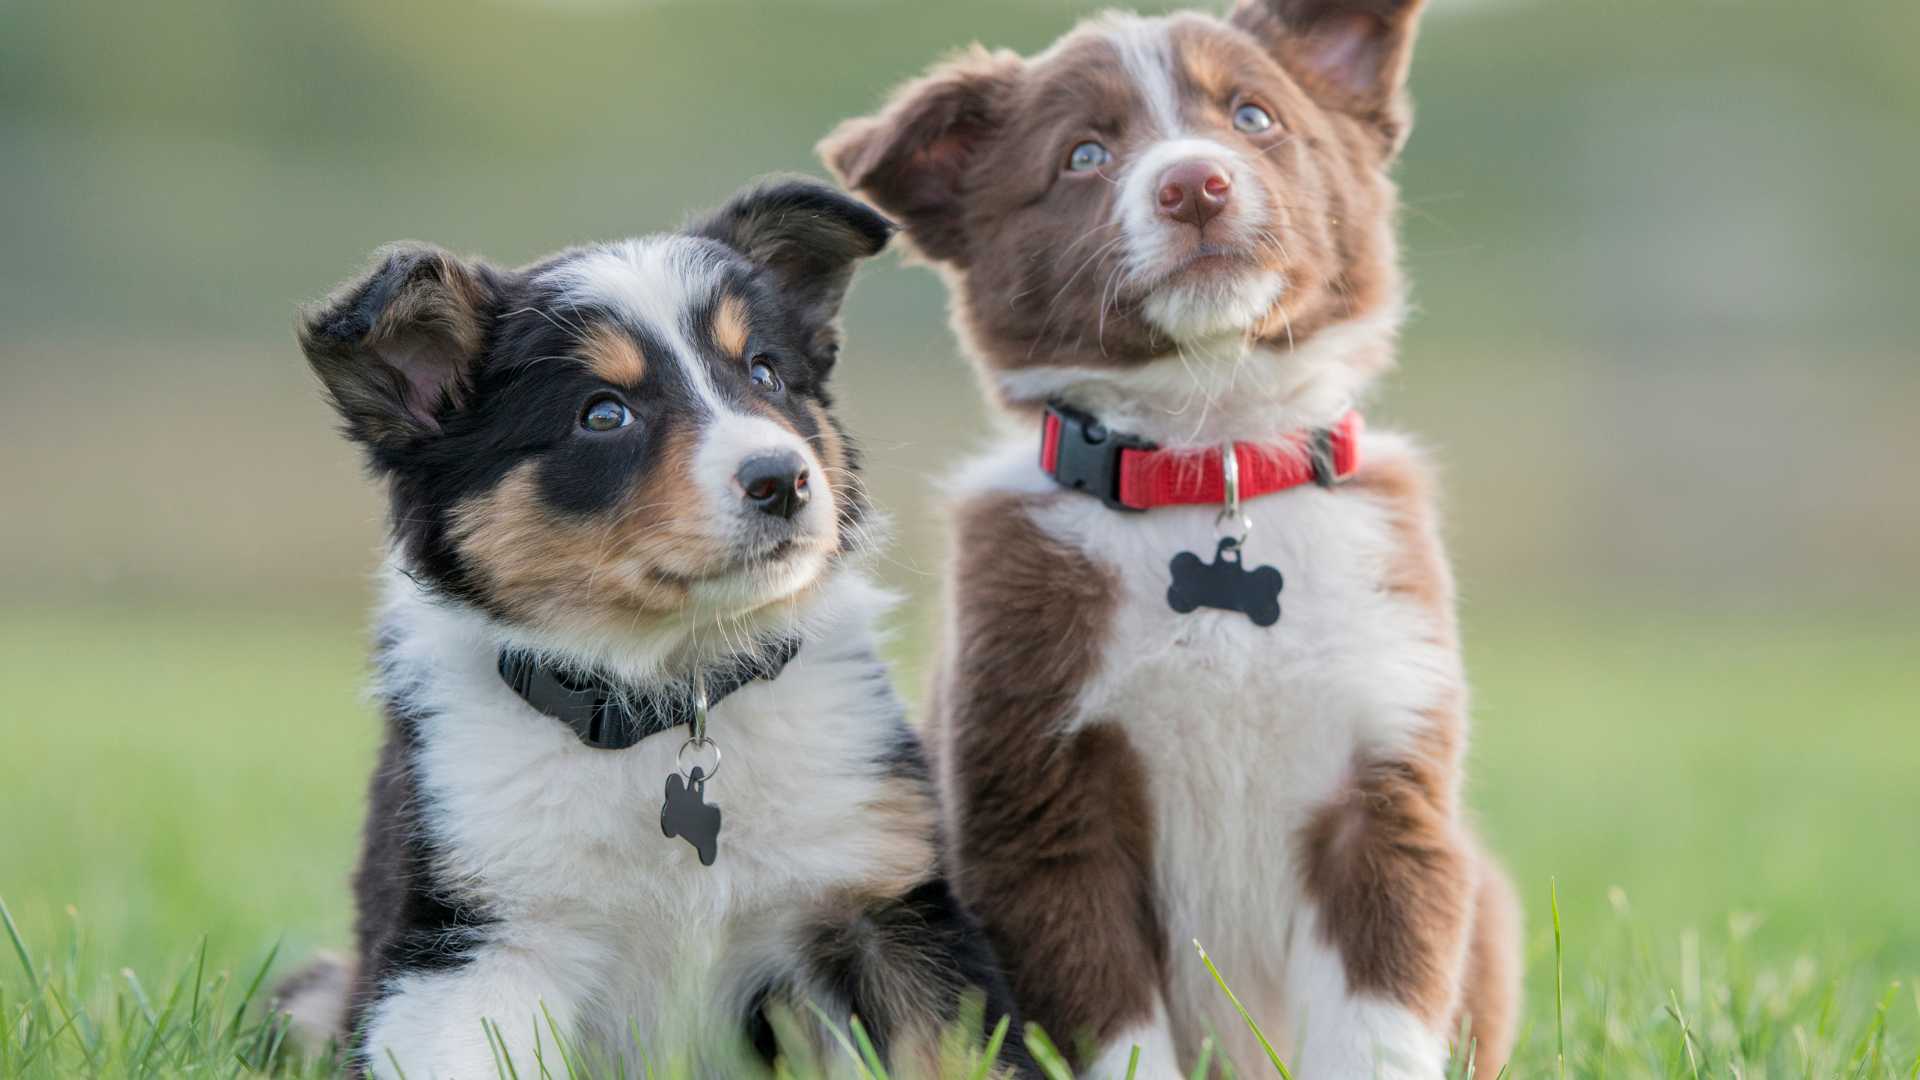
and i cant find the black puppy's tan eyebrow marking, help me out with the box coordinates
[582,324,647,385]
[712,293,751,359]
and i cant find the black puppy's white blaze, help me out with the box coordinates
[285,179,1031,1078]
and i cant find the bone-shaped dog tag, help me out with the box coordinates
[1167,537,1284,627]
[661,767,721,866]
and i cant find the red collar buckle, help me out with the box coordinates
[1039,403,1363,512]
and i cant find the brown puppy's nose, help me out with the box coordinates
[736,452,810,520]
[1156,160,1233,229]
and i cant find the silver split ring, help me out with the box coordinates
[1214,440,1252,543]
[677,736,722,782]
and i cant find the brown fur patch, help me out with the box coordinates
[1348,442,1455,644]
[933,493,1164,1062]
[1300,753,1473,1026]
[1297,451,1521,1034]
[582,324,647,386]
[1456,849,1522,1073]
[449,433,711,631]
[713,293,751,358]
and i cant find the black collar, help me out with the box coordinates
[498,638,802,750]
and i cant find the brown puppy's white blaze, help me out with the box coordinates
[825,1,1520,1075]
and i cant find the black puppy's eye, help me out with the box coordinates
[1233,102,1275,134]
[1066,141,1112,173]
[581,397,633,432]
[749,356,783,393]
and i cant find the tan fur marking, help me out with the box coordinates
[804,400,851,513]
[583,324,647,386]
[934,493,1162,1063]
[854,776,941,899]
[713,293,751,358]
[449,432,710,632]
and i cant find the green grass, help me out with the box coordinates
[2,603,1915,1076]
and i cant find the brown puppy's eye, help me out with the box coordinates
[1232,103,1275,134]
[749,356,783,394]
[1066,140,1112,173]
[581,396,633,432]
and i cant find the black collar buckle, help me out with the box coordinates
[1044,402,1155,512]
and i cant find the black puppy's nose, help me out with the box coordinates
[735,452,811,520]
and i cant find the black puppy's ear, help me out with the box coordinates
[817,45,1023,265]
[298,243,495,452]
[692,177,893,357]
[1231,0,1427,152]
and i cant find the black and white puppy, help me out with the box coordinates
[282,178,1029,1078]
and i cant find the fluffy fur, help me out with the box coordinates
[823,3,1520,1076]
[280,178,1031,1078]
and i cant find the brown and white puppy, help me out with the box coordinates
[823,3,1520,1076]
[280,178,1033,1078]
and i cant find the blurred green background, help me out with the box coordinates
[2,0,1916,1055]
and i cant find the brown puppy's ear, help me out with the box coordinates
[817,45,1023,265]
[298,243,495,453]
[1231,0,1427,152]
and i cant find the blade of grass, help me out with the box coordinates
[495,1017,524,1080]
[0,896,38,991]
[15,1000,84,1072]
[966,1014,1012,1080]
[848,1014,893,1080]
[123,968,158,1027]
[540,1000,584,1079]
[189,937,207,1027]
[1022,1022,1074,1080]
[225,939,280,1039]
[1125,1044,1141,1080]
[1666,988,1702,1080]
[43,983,98,1071]
[1551,878,1566,1080]
[1195,940,1293,1079]
[806,1002,877,1080]
[1188,1035,1215,1080]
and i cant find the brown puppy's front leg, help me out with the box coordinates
[936,494,1177,1076]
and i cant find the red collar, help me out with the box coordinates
[1040,403,1363,511]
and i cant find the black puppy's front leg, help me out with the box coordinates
[800,879,1037,1078]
